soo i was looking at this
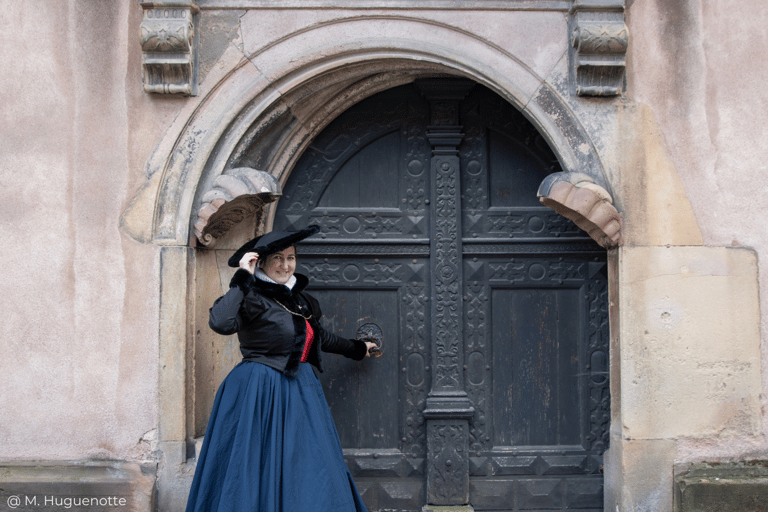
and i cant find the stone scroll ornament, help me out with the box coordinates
[569,0,628,96]
[139,2,199,95]
[194,168,282,247]
[537,172,622,249]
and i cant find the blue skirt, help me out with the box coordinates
[185,361,368,512]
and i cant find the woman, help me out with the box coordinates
[185,225,376,512]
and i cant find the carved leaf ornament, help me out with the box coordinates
[141,24,191,53]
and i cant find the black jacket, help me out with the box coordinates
[209,269,367,376]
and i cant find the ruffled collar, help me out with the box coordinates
[250,270,309,299]
[254,268,296,290]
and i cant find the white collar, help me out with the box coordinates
[255,268,296,290]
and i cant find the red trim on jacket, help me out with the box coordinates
[301,320,315,363]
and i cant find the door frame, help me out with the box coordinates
[123,25,624,510]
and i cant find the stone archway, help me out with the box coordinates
[121,17,623,510]
[124,15,622,248]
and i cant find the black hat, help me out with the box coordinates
[227,225,321,267]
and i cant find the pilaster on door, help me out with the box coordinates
[418,79,476,507]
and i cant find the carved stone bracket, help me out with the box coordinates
[194,168,281,246]
[569,0,628,96]
[140,2,199,95]
[537,172,622,249]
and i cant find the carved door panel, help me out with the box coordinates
[458,91,609,511]
[273,82,608,512]
[274,86,432,512]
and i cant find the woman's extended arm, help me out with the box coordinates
[300,293,377,359]
[316,324,369,360]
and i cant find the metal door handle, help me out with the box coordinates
[356,322,384,358]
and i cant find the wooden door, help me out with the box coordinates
[273,81,609,512]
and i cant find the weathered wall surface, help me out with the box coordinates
[627,0,768,456]
[0,1,172,460]
[1,0,766,510]
[606,246,762,510]
[605,0,768,509]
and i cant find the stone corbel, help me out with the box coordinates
[569,0,628,96]
[194,168,282,247]
[538,172,622,248]
[140,1,199,95]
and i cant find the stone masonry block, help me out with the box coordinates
[674,461,768,512]
[0,461,155,512]
[618,246,762,440]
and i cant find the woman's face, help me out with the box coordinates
[260,246,296,284]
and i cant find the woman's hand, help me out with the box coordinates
[364,341,378,357]
[239,252,259,274]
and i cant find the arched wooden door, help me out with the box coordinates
[273,80,609,512]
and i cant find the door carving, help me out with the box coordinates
[273,80,609,512]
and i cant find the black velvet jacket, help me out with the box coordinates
[209,269,368,376]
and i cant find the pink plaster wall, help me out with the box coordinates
[627,0,768,457]
[2,0,766,467]
[0,0,177,460]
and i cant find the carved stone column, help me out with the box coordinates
[418,80,475,509]
[569,0,628,96]
[140,1,199,95]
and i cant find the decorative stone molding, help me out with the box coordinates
[537,172,622,248]
[139,2,199,95]
[569,0,628,96]
[194,168,281,246]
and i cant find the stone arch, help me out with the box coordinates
[122,16,624,509]
[123,15,621,249]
